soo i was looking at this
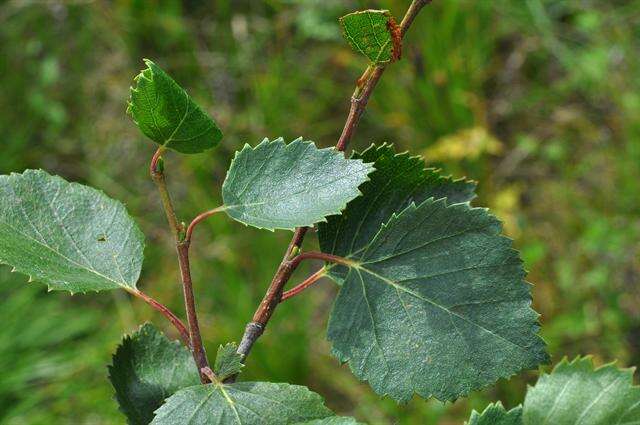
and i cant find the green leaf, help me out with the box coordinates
[222,138,373,231]
[151,381,334,424]
[339,10,400,64]
[296,418,363,425]
[108,323,200,425]
[522,356,640,424]
[214,342,243,381]
[128,59,223,154]
[319,143,476,282]
[327,199,549,402]
[466,402,523,425]
[0,169,144,293]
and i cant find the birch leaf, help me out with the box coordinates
[128,59,223,154]
[340,10,400,63]
[0,169,144,293]
[318,143,476,282]
[214,342,244,381]
[109,324,199,425]
[523,357,640,424]
[466,403,523,425]
[222,138,373,231]
[151,381,334,424]
[328,199,549,402]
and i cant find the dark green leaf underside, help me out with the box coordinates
[340,10,395,63]
[466,402,523,425]
[128,59,222,154]
[319,143,476,282]
[109,323,199,425]
[151,381,334,424]
[222,138,373,231]
[0,169,144,293]
[523,356,640,425]
[328,198,549,402]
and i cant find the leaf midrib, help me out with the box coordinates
[352,264,530,353]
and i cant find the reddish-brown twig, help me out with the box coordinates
[149,149,210,383]
[232,0,434,378]
[281,268,327,301]
[128,288,190,346]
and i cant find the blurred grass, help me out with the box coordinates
[0,0,639,423]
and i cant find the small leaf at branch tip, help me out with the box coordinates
[128,59,223,154]
[340,9,399,64]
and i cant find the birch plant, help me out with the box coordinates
[0,1,637,424]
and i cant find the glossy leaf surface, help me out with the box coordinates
[128,59,223,154]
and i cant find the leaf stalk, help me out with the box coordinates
[128,288,190,346]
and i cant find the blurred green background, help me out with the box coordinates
[1,0,639,423]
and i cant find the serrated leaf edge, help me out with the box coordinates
[108,322,190,424]
[0,169,144,295]
[221,137,375,232]
[327,197,549,402]
[339,9,396,64]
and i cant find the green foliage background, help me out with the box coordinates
[0,0,638,423]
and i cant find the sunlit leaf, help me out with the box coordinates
[128,59,223,154]
[222,138,373,231]
[523,356,640,424]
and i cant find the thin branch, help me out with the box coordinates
[281,268,327,301]
[150,148,183,241]
[185,206,226,243]
[128,288,190,346]
[150,148,210,383]
[233,0,433,374]
[288,251,356,270]
[177,242,210,383]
